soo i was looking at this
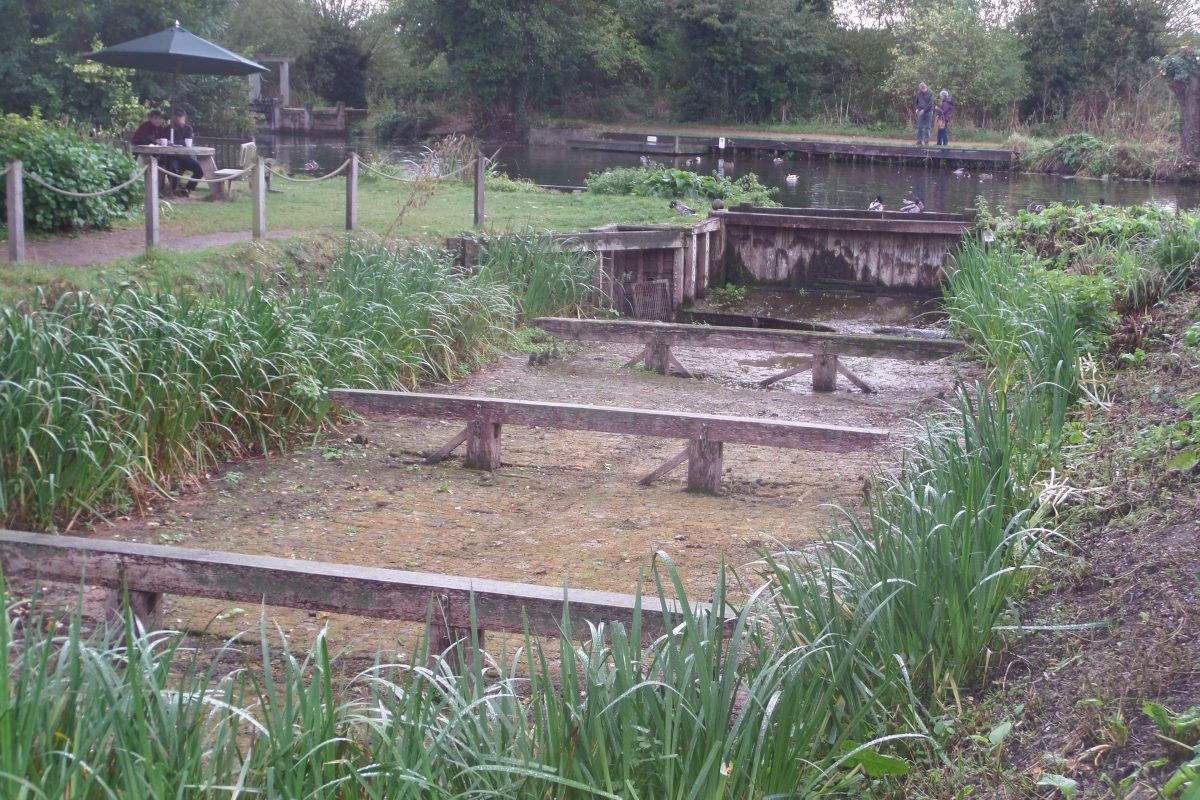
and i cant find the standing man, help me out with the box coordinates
[168,108,204,197]
[915,83,934,147]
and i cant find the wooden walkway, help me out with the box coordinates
[569,132,1014,167]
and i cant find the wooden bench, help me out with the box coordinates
[535,317,965,393]
[0,529,711,650]
[329,389,887,494]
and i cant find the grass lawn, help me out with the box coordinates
[545,117,1010,148]
[148,180,686,240]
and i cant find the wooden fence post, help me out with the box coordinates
[144,157,159,253]
[6,159,25,263]
[251,156,266,239]
[473,155,485,227]
[345,152,358,231]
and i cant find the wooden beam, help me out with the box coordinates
[719,211,969,235]
[425,424,471,464]
[0,529,700,639]
[535,317,965,361]
[330,390,887,452]
[638,446,690,485]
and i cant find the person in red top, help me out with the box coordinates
[131,110,167,145]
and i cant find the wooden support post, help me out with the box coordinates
[473,155,485,227]
[143,157,159,252]
[6,159,25,263]
[105,587,164,632]
[686,434,723,494]
[425,424,471,464]
[758,356,814,388]
[251,156,266,239]
[645,338,672,375]
[639,445,690,485]
[836,361,876,393]
[465,414,501,470]
[812,350,838,392]
[624,346,649,368]
[344,152,358,231]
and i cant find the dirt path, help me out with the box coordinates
[1,226,313,267]
[71,333,970,656]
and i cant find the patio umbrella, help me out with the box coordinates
[88,21,269,136]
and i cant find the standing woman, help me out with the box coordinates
[936,90,954,146]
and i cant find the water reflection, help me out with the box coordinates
[214,133,1199,213]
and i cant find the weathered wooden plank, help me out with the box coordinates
[329,390,887,452]
[0,529,698,639]
[718,211,970,236]
[535,317,965,361]
[425,425,471,464]
[732,205,972,223]
[638,446,690,486]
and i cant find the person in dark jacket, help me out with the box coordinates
[131,110,167,145]
[915,83,934,146]
[936,90,954,146]
[167,108,203,196]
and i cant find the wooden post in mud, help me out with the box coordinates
[143,157,159,252]
[686,432,723,494]
[7,159,26,262]
[811,348,838,392]
[105,586,164,632]
[645,338,672,374]
[465,413,501,470]
[473,155,485,227]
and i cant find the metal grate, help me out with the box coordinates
[631,279,672,320]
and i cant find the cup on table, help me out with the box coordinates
[184,138,193,147]
[155,138,168,146]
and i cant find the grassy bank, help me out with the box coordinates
[7,205,1197,797]
[0,237,596,532]
[1008,133,1200,182]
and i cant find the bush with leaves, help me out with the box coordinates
[585,165,778,206]
[0,115,141,232]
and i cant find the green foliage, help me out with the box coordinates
[1144,703,1200,797]
[0,240,597,531]
[0,115,140,232]
[373,106,438,141]
[710,283,747,310]
[585,165,778,206]
[484,174,544,193]
[886,5,1028,128]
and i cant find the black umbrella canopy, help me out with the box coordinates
[87,22,269,76]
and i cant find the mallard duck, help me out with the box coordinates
[303,160,320,172]
[953,168,969,178]
[772,156,784,165]
[899,195,924,213]
[685,157,697,167]
[1026,202,1046,213]
[868,195,884,211]
[785,174,798,184]
[670,200,697,215]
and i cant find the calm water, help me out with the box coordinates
[226,134,1199,214]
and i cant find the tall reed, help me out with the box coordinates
[0,240,597,531]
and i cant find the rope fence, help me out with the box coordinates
[5,148,494,264]
[25,166,148,198]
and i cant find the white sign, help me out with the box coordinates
[718,137,726,149]
[647,135,658,144]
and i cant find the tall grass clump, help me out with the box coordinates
[0,565,926,799]
[0,241,598,532]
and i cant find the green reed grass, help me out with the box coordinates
[0,239,597,531]
[0,563,925,799]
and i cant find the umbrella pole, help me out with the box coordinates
[169,68,177,143]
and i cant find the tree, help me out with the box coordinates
[1159,46,1200,156]
[886,5,1028,127]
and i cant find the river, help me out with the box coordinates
[235,134,1199,213]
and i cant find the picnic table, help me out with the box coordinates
[131,144,225,198]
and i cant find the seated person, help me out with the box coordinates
[167,108,204,197]
[131,109,167,145]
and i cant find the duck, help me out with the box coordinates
[1026,202,1046,213]
[303,160,320,172]
[978,173,994,181]
[772,156,784,165]
[684,157,696,167]
[1096,197,1107,206]
[785,174,798,184]
[899,195,924,213]
[868,195,884,212]
[953,168,969,178]
[669,200,697,215]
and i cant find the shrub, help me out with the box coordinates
[585,164,778,206]
[373,106,437,141]
[0,114,140,232]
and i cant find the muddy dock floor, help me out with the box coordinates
[82,334,969,654]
